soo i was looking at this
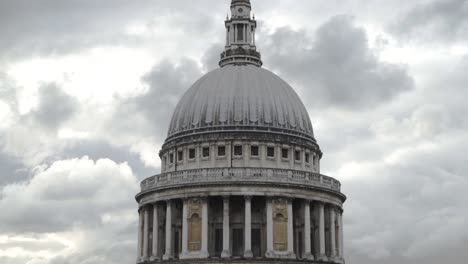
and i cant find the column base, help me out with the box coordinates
[329,255,339,263]
[180,251,209,259]
[264,250,296,259]
[317,254,328,261]
[334,257,345,263]
[303,252,314,260]
[244,249,253,258]
[221,250,231,258]
[149,255,159,261]
[162,253,173,260]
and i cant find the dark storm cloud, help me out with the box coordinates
[112,58,203,141]
[262,15,414,109]
[29,83,78,130]
[389,0,468,43]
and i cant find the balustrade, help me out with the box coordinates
[140,167,341,193]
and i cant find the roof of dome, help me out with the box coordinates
[166,65,315,142]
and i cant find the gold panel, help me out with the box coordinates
[187,199,202,252]
[272,198,288,252]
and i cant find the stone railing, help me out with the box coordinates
[140,168,341,193]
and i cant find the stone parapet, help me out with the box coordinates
[140,168,341,193]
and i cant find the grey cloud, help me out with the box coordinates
[0,0,225,62]
[262,15,414,109]
[0,151,30,188]
[112,58,203,142]
[0,157,138,233]
[61,140,157,179]
[389,0,468,43]
[28,83,78,130]
[0,72,19,111]
[201,43,224,71]
[0,0,155,60]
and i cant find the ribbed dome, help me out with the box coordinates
[167,65,314,141]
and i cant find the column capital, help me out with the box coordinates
[222,195,230,201]
[244,195,253,201]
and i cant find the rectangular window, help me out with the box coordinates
[218,146,226,157]
[267,147,275,158]
[202,147,210,158]
[282,148,289,159]
[234,145,243,156]
[169,153,174,163]
[305,153,310,163]
[178,150,183,161]
[189,148,196,159]
[237,25,244,41]
[295,150,301,161]
[251,146,259,157]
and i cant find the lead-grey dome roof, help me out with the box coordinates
[167,65,314,141]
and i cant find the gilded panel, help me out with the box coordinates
[272,199,288,251]
[187,198,202,251]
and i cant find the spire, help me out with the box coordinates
[219,0,262,67]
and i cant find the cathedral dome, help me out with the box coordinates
[166,64,315,142]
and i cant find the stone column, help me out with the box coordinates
[304,200,314,260]
[143,207,149,260]
[181,199,188,256]
[266,197,274,257]
[338,210,344,261]
[317,202,327,261]
[137,209,143,261]
[287,199,295,258]
[163,200,173,260]
[200,197,209,258]
[221,196,231,258]
[330,207,337,260]
[244,195,253,258]
[151,204,159,260]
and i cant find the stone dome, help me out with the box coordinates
[167,64,315,142]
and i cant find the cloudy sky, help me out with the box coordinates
[0,0,467,263]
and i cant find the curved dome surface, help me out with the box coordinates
[167,65,314,141]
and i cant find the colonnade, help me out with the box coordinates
[137,196,344,263]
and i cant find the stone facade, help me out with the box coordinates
[135,1,346,264]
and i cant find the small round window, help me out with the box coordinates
[238,8,243,13]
